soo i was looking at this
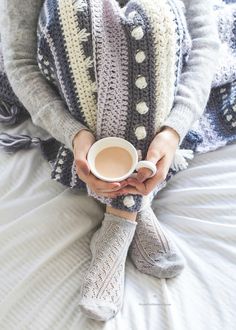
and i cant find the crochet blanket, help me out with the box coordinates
[1,0,236,212]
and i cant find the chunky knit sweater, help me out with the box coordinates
[0,0,220,153]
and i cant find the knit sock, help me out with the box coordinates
[78,213,136,321]
[129,206,185,279]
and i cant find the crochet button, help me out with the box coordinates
[123,196,135,208]
[135,50,146,63]
[135,126,147,140]
[131,26,144,40]
[136,101,149,115]
[135,76,147,89]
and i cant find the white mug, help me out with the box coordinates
[87,137,157,182]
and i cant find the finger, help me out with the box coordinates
[125,180,148,195]
[97,189,128,198]
[95,179,127,192]
[136,167,154,183]
[128,157,170,195]
[100,183,127,193]
[84,174,127,193]
[136,144,163,183]
[127,177,142,188]
[144,157,170,192]
[122,186,143,195]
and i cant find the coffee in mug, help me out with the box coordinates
[95,146,133,179]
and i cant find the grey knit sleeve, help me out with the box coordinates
[162,0,221,144]
[0,0,89,152]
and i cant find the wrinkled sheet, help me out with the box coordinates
[0,119,235,330]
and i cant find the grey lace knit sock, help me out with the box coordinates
[78,213,136,321]
[129,206,185,279]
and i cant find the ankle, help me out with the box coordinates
[106,205,137,222]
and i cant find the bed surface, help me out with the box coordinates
[0,119,235,330]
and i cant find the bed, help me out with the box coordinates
[0,117,235,330]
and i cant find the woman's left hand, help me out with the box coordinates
[122,127,180,196]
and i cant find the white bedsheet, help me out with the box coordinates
[0,119,235,330]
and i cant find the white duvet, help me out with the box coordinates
[0,119,235,330]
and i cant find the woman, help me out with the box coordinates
[0,0,220,321]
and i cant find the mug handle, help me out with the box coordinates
[135,160,157,178]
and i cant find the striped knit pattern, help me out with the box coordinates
[37,0,97,131]
[35,0,236,211]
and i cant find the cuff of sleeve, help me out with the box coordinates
[60,116,90,152]
[28,98,92,152]
[161,105,195,145]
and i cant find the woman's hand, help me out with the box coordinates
[123,127,180,196]
[73,130,128,198]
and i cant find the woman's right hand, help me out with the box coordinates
[73,130,128,198]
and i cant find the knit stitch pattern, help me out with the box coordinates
[78,213,136,321]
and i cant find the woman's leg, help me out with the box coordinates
[78,204,137,321]
[106,205,137,221]
[129,205,185,278]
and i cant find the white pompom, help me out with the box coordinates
[135,126,147,140]
[123,196,135,208]
[135,76,148,89]
[171,148,194,172]
[131,26,144,40]
[135,50,146,63]
[136,101,149,114]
